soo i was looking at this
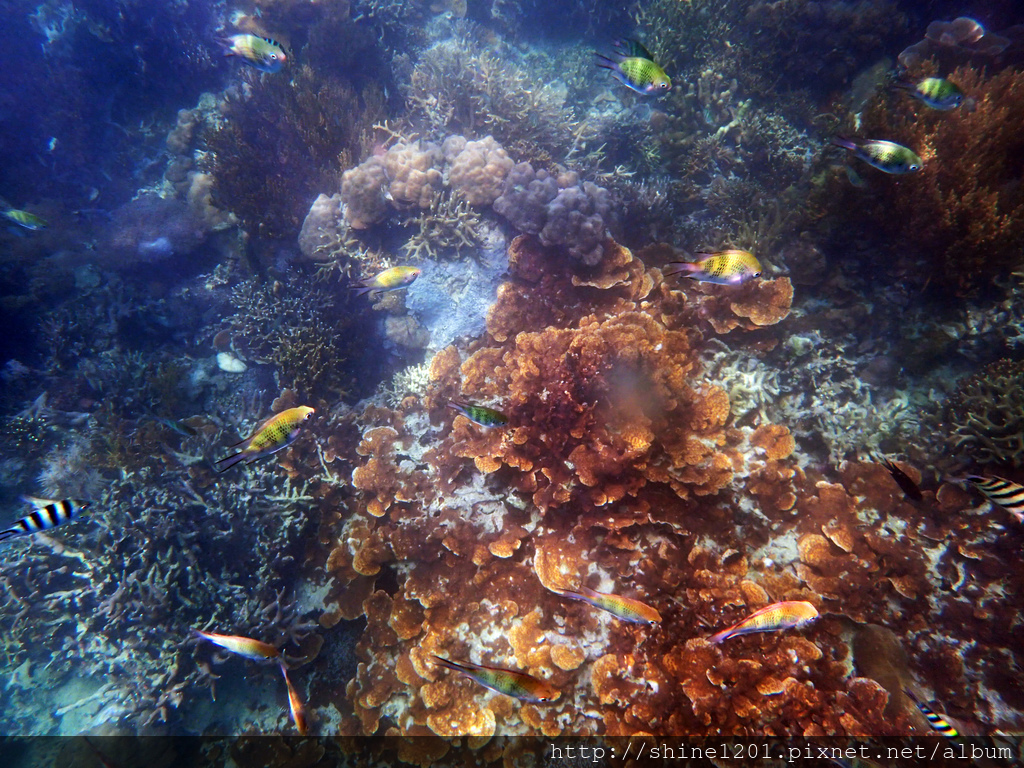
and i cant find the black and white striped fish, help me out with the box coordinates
[967,475,1024,523]
[0,497,90,542]
[904,688,960,740]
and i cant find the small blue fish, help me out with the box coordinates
[0,497,90,543]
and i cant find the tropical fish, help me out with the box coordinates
[153,417,199,438]
[966,475,1024,522]
[351,266,421,297]
[843,164,868,189]
[192,629,280,661]
[2,209,47,230]
[665,250,763,286]
[895,77,965,110]
[447,400,509,428]
[708,600,819,644]
[595,39,671,96]
[215,406,315,472]
[218,33,287,73]
[431,655,559,703]
[881,458,923,501]
[832,137,923,174]
[904,688,960,739]
[0,497,90,543]
[552,585,661,624]
[280,662,308,735]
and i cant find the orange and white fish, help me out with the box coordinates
[552,585,661,624]
[431,655,559,703]
[351,266,421,297]
[279,662,308,735]
[215,406,315,471]
[708,600,819,644]
[192,629,280,661]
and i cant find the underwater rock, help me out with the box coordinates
[404,225,509,353]
[298,193,345,261]
[216,352,247,373]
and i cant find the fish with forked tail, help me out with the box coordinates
[0,497,91,543]
[551,584,662,624]
[431,655,559,702]
[215,406,315,471]
[708,600,819,644]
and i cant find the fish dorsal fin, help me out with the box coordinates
[617,38,655,60]
[22,495,57,508]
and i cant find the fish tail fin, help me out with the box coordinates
[216,37,236,56]
[594,53,620,71]
[707,628,732,644]
[832,136,857,151]
[431,655,464,672]
[214,451,247,472]
[349,284,376,297]
[0,529,18,543]
[663,261,697,278]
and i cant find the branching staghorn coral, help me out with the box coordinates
[404,30,578,161]
[945,358,1024,466]
[402,191,481,259]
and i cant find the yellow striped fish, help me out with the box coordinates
[0,497,90,543]
[431,656,559,703]
[967,475,1024,522]
[666,249,763,285]
[552,585,662,624]
[192,629,280,661]
[215,406,315,471]
[904,688,960,739]
[708,600,819,644]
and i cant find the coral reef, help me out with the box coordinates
[945,358,1024,467]
[205,64,382,241]
[403,28,577,161]
[824,62,1024,296]
[442,135,514,206]
[493,165,614,265]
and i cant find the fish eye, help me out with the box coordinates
[270,53,278,60]
[754,271,761,277]
[910,164,920,171]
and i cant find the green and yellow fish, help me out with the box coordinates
[431,655,559,703]
[2,209,47,231]
[447,400,509,427]
[215,405,315,471]
[832,137,923,174]
[665,249,762,286]
[351,266,421,297]
[552,584,662,625]
[595,39,671,96]
[218,33,287,73]
[0,497,90,543]
[966,474,1024,523]
[895,77,965,110]
[708,600,819,644]
[193,629,280,661]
